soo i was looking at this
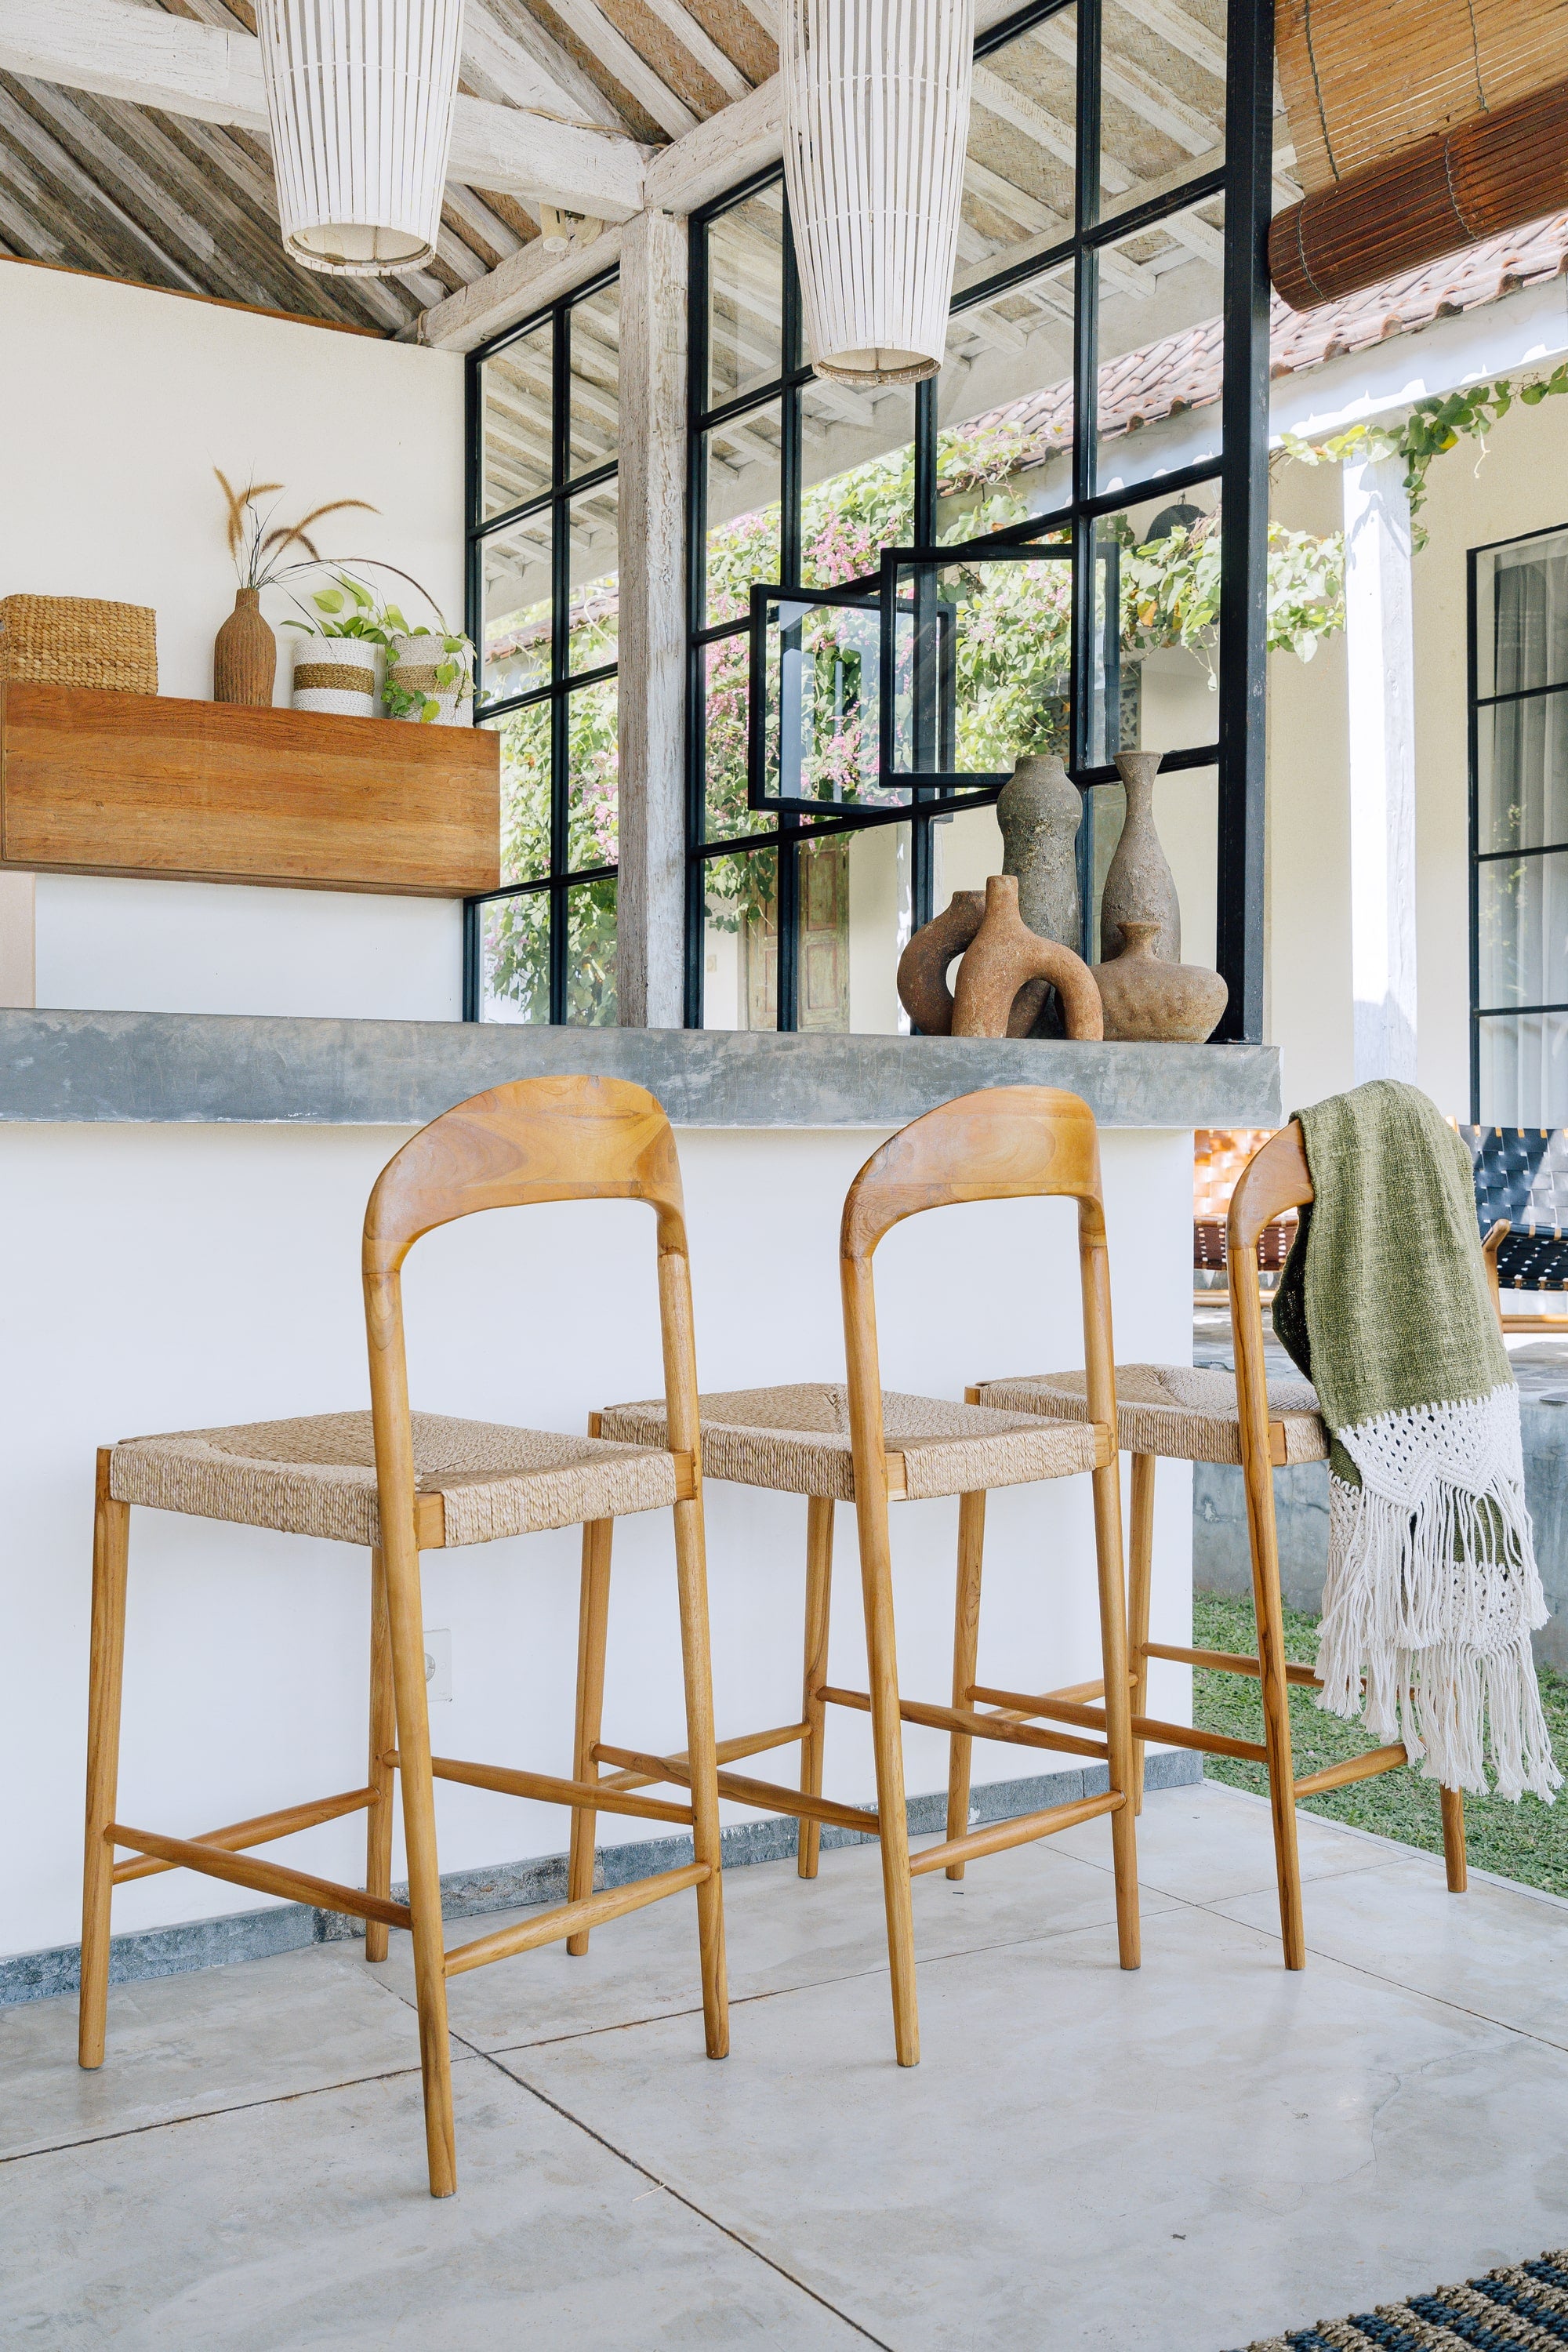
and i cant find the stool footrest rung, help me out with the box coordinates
[820,1686,1109,1766]
[425,1754,694,1826]
[1294,1743,1407,1796]
[111,1785,379,1885]
[967,1682,1124,1732]
[1119,1714,1269,1764]
[593,1744,879,1835]
[107,1823,412,1928]
[595,1720,809,1794]
[910,1791,1123,1877]
[1143,1641,1321,1688]
[442,1864,711,1976]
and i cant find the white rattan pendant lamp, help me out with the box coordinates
[782,0,975,386]
[256,0,463,275]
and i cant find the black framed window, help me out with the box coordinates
[1469,521,1568,1121]
[464,270,620,1024]
[686,0,1272,1036]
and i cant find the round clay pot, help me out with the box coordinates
[387,630,474,725]
[951,874,1103,1041]
[1100,750,1180,963]
[1091,920,1228,1042]
[291,645,380,718]
[213,587,276,706]
[895,890,985,1035]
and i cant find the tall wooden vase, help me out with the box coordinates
[213,588,276,706]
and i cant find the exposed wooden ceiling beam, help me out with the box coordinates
[1106,0,1227,85]
[542,0,699,140]
[0,0,650,216]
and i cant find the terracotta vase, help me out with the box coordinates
[895,889,985,1035]
[951,874,1103,1041]
[214,588,276,706]
[1099,749,1179,963]
[998,751,1083,1037]
[1091,920,1229,1042]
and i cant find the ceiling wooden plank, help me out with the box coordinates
[544,0,699,136]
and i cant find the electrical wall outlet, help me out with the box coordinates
[424,1628,452,1703]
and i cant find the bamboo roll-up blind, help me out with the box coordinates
[1270,74,1568,308]
[1277,0,1568,194]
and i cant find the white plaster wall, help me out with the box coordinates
[2,1120,1194,1962]
[1,267,466,1022]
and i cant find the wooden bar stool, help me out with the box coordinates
[975,1118,1468,1970]
[78,1076,728,2198]
[595,1085,1141,2065]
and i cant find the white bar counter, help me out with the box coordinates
[0,1017,1279,1998]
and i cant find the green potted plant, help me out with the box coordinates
[287,572,474,724]
[384,622,476,726]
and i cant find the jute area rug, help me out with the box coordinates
[1225,2249,1568,2349]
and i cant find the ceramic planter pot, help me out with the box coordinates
[291,643,379,718]
[1091,920,1229,1042]
[997,750,1082,1035]
[214,588,276,706]
[386,631,474,724]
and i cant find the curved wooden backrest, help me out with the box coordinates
[364,1074,687,1278]
[840,1086,1105,1264]
[1227,1120,1312,1256]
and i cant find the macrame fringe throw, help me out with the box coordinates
[1317,1383,1559,1801]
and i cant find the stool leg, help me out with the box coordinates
[670,1490,729,2059]
[1127,1454,1156,1817]
[567,1517,613,1954]
[1090,1446,1142,1973]
[382,1529,456,2197]
[79,1452,129,2070]
[944,1490,986,1880]
[859,1498,919,2064]
[798,1497,834,1880]
[1441,1786,1468,1893]
[365,1547,396,1964]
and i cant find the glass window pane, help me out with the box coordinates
[568,479,618,674]
[481,320,554,520]
[1087,487,1221,767]
[1478,851,1568,1011]
[568,281,619,480]
[1477,532,1568,698]
[887,550,1073,782]
[704,400,782,626]
[564,877,618,1025]
[702,630,769,843]
[1478,690,1568,854]
[938,285,1075,539]
[706,186,786,411]
[1098,0,1225,227]
[800,379,916,590]
[758,588,887,811]
[567,677,618,871]
[838,824,914,1033]
[492,702,552,885]
[701,847,779,1029]
[481,510,553,707]
[1480,1013,1568,1127]
[960,9,1076,286]
[1095,196,1224,498]
[477,889,550,1023]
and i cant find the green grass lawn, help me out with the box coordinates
[1191,1589,1568,1897]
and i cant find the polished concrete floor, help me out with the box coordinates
[5,1780,1568,2351]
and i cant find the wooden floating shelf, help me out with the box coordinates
[0,683,500,898]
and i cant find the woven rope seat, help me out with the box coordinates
[109,1410,681,1548]
[976,1364,1327,1467]
[599,1382,1094,1501]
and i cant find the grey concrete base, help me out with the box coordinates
[0,1007,1281,1128]
[0,1754,1200,2008]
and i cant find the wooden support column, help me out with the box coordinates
[617,206,688,1030]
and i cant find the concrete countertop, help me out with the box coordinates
[0,1010,1282,1128]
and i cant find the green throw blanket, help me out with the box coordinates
[1273,1079,1558,1801]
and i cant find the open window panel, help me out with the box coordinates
[746,579,898,818]
[1079,481,1222,784]
[879,537,1076,800]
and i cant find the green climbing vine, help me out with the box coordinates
[1280,360,1568,544]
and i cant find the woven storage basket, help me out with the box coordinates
[292,656,379,718]
[0,595,158,694]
